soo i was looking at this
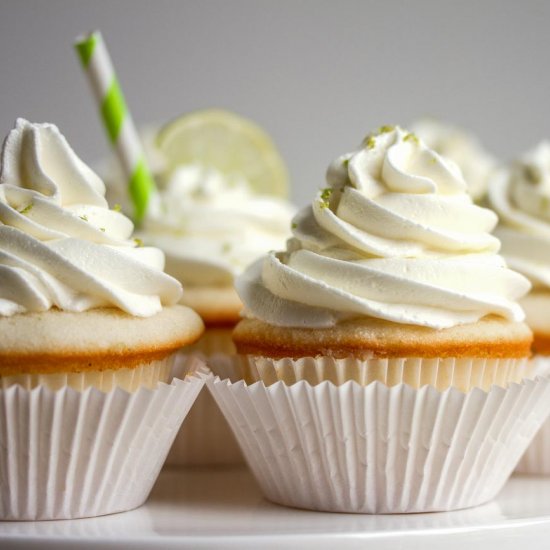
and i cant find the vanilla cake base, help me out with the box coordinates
[180,285,242,326]
[233,316,532,360]
[0,304,203,376]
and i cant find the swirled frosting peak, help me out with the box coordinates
[0,119,182,317]
[489,141,550,289]
[237,126,529,329]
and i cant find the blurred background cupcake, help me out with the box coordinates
[488,142,550,474]
[208,125,550,514]
[411,118,497,204]
[0,119,206,519]
[101,109,296,465]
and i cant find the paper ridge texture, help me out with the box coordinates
[208,372,550,513]
[0,357,206,520]
[0,357,173,392]
[515,356,550,474]
[164,351,244,466]
[238,355,535,393]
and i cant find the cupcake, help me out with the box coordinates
[411,118,497,203]
[101,109,295,465]
[488,142,550,474]
[207,125,550,513]
[0,119,206,520]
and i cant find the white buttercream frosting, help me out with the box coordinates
[139,164,295,286]
[489,141,550,289]
[411,119,497,202]
[0,119,182,317]
[237,126,529,329]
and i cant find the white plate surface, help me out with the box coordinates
[1,468,550,549]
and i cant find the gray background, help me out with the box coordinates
[1,0,548,207]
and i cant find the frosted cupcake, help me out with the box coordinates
[488,142,550,474]
[207,126,550,514]
[0,119,206,520]
[411,118,496,203]
[102,109,295,465]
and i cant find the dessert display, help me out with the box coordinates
[0,119,206,519]
[208,125,550,513]
[4,22,549,539]
[488,141,550,473]
[411,118,497,203]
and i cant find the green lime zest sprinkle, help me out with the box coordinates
[291,222,298,229]
[79,214,89,222]
[18,203,33,215]
[319,187,333,209]
[134,238,143,247]
[365,135,376,150]
[378,125,395,134]
[404,132,419,145]
[222,242,232,253]
[320,187,332,199]
[113,203,122,212]
[342,158,350,168]
[100,227,106,232]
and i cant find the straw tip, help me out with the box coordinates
[74,31,102,66]
[74,30,101,45]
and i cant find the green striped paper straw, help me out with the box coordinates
[74,31,156,223]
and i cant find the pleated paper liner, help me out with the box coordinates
[0,356,173,392]
[516,355,550,474]
[164,325,244,466]
[229,355,537,392]
[207,355,550,513]
[0,355,208,520]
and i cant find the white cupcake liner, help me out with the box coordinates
[164,375,244,466]
[239,355,535,392]
[0,355,208,520]
[207,356,550,513]
[515,355,550,474]
[164,346,244,467]
[0,356,173,392]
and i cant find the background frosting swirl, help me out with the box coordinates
[489,141,550,289]
[411,118,497,202]
[0,119,182,317]
[238,126,529,329]
[139,165,295,286]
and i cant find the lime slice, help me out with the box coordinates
[156,109,289,197]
